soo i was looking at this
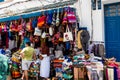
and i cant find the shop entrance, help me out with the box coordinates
[104,3,120,61]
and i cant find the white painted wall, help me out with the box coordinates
[73,0,104,42]
[73,0,120,42]
[74,0,92,40]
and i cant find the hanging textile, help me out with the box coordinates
[0,54,9,80]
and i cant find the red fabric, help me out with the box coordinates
[106,68,109,80]
[18,24,23,31]
[0,27,2,32]
[117,68,120,79]
[6,32,9,48]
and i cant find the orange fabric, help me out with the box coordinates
[12,71,21,78]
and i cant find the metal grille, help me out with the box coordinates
[104,4,120,17]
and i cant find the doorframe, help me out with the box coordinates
[102,0,120,55]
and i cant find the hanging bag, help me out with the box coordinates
[13,21,19,32]
[67,7,76,23]
[52,11,56,26]
[0,24,2,32]
[62,11,68,25]
[34,27,42,36]
[18,18,24,31]
[32,18,38,28]
[52,32,60,45]
[46,11,53,25]
[26,19,32,32]
[56,9,60,26]
[4,24,7,32]
[63,25,73,42]
[18,24,23,32]
[37,15,46,28]
[49,26,53,36]
[41,29,46,38]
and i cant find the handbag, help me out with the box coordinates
[62,11,68,25]
[67,7,76,23]
[32,18,37,28]
[26,19,32,32]
[52,11,56,26]
[63,25,73,42]
[34,36,39,42]
[56,9,60,26]
[52,32,60,45]
[49,27,53,36]
[37,15,46,28]
[46,11,53,25]
[34,27,41,36]
[18,19,23,31]
[4,24,7,32]
[0,25,2,32]
[18,24,23,31]
[41,31,46,38]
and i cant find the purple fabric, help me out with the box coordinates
[88,43,94,54]
[117,68,120,79]
[91,70,99,80]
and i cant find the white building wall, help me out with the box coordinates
[73,0,92,40]
[74,0,104,42]
[74,0,120,42]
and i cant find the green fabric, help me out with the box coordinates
[0,54,9,80]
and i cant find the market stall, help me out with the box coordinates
[0,0,120,80]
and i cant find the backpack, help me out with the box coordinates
[32,18,38,28]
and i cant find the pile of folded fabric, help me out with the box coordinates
[53,58,64,79]
[11,51,21,79]
[73,53,85,65]
[62,56,73,79]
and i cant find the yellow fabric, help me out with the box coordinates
[21,47,35,61]
[77,30,83,49]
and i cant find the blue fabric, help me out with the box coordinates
[55,68,62,72]
[114,67,118,80]
[32,18,38,28]
[65,42,70,50]
[46,11,53,25]
[1,49,5,55]
[8,31,12,39]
